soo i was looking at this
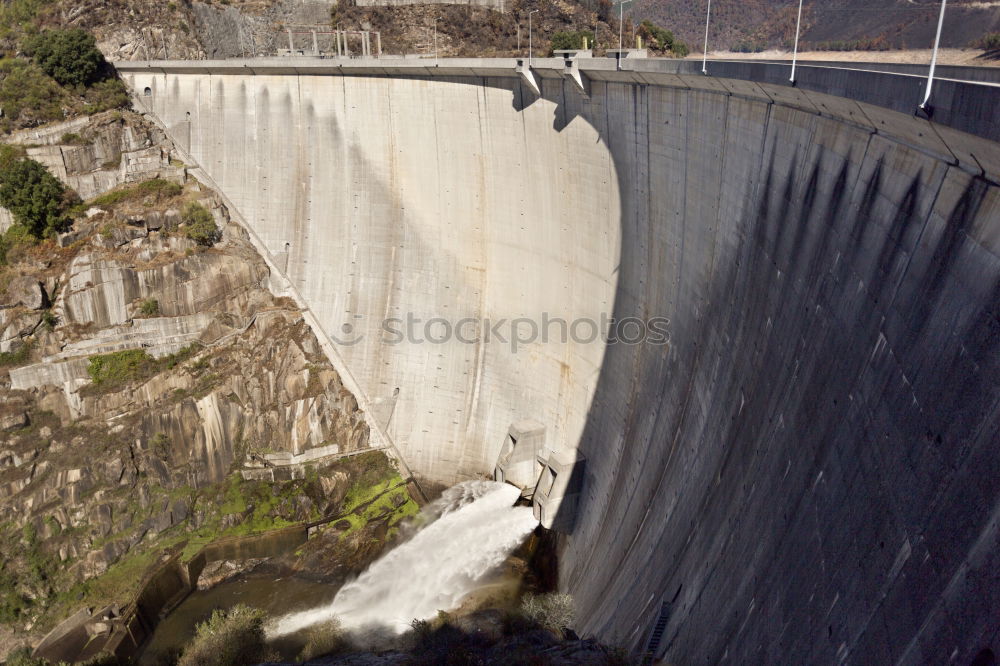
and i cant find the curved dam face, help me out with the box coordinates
[122,61,1000,663]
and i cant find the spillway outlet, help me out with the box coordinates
[491,420,586,532]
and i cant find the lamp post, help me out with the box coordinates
[529,9,539,67]
[619,1,624,52]
[789,0,803,83]
[701,0,712,74]
[920,0,948,111]
[615,0,632,70]
[434,17,441,63]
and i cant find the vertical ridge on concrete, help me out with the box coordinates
[124,64,1000,664]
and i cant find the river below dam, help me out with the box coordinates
[139,480,538,663]
[138,574,336,664]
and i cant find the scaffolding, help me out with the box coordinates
[279,25,382,57]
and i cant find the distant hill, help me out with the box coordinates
[627,0,1000,53]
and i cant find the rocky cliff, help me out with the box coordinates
[0,110,375,657]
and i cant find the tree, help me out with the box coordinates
[550,30,593,53]
[0,155,71,238]
[24,28,107,87]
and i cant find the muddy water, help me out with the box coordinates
[138,574,339,665]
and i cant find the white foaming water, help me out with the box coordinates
[268,480,537,638]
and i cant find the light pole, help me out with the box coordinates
[529,9,539,67]
[701,0,712,74]
[619,1,623,52]
[789,0,803,83]
[434,17,441,63]
[920,0,948,111]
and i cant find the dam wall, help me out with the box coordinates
[118,59,1000,663]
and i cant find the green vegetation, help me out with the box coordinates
[0,566,28,624]
[297,618,346,662]
[177,604,274,666]
[139,298,160,316]
[60,131,86,145]
[0,223,37,266]
[81,77,131,115]
[83,343,201,394]
[0,8,130,131]
[0,146,72,239]
[0,0,45,45]
[0,522,59,629]
[86,349,155,387]
[41,309,57,329]
[151,432,170,458]
[162,342,201,369]
[976,33,1000,50]
[637,19,689,57]
[13,451,417,654]
[0,58,68,131]
[336,453,419,538]
[550,29,594,53]
[520,592,575,631]
[3,647,47,666]
[182,201,220,246]
[24,28,107,88]
[86,178,183,209]
[0,339,32,367]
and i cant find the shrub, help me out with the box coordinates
[550,30,593,53]
[0,338,31,367]
[0,0,44,37]
[88,178,182,209]
[41,309,56,329]
[83,77,131,114]
[0,570,28,625]
[24,28,108,87]
[0,224,37,265]
[150,432,170,458]
[0,57,68,130]
[182,202,220,246]
[976,33,1000,50]
[61,132,86,145]
[297,618,346,661]
[638,19,673,51]
[3,647,46,666]
[87,349,155,387]
[0,155,71,238]
[139,298,159,316]
[520,592,575,631]
[176,605,273,666]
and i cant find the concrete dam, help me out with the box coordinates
[118,58,1000,663]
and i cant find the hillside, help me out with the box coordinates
[628,0,1000,53]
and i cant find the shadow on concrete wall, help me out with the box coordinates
[559,80,999,663]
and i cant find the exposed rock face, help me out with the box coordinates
[0,113,371,657]
[3,214,371,490]
[1,111,185,234]
[46,0,207,61]
[5,277,47,310]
